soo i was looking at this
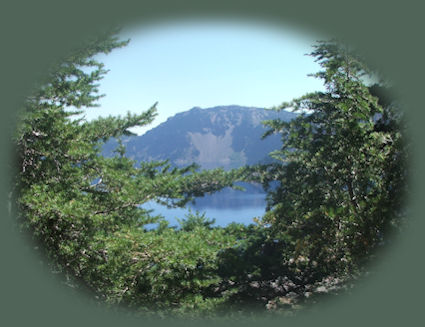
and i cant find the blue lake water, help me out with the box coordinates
[142,188,267,228]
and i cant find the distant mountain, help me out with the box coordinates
[103,105,297,170]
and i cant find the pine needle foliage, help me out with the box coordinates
[259,40,408,279]
[11,29,242,313]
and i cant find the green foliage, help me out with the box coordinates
[177,209,216,231]
[12,33,408,319]
[82,225,238,316]
[259,40,408,279]
[12,29,243,317]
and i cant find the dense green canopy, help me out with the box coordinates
[12,32,408,318]
[259,40,407,279]
[12,29,243,315]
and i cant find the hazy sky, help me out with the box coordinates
[84,20,325,135]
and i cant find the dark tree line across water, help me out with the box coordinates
[11,29,408,319]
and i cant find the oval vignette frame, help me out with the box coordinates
[0,1,424,327]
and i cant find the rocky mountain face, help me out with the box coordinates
[103,105,296,170]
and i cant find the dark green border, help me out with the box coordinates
[1,1,424,326]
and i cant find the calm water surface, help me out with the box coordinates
[143,189,266,228]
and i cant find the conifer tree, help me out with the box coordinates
[260,40,408,279]
[12,29,241,294]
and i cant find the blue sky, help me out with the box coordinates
[85,20,325,135]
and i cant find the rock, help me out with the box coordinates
[304,291,313,298]
[286,291,299,299]
[266,301,277,310]
[315,286,328,293]
[278,297,293,305]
